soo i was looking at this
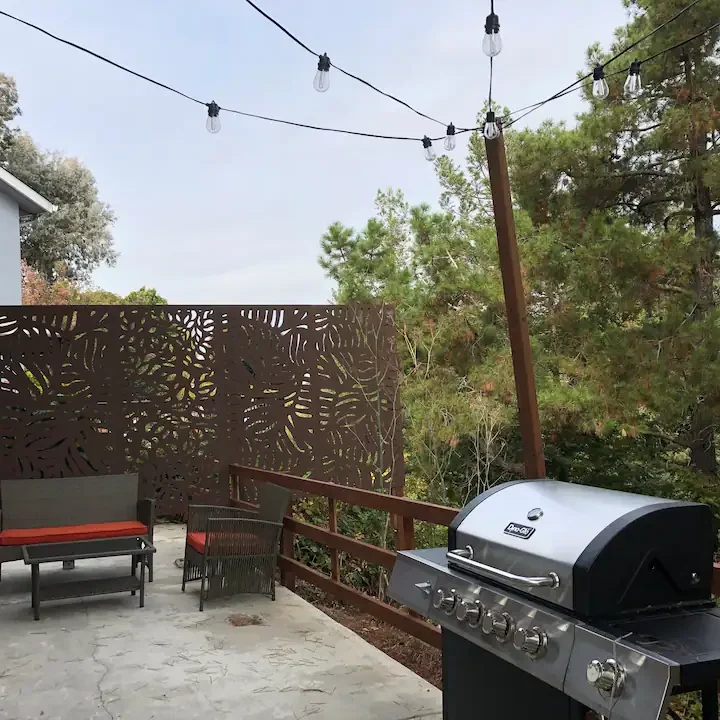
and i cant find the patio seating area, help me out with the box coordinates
[0,523,441,720]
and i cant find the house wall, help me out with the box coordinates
[0,192,20,304]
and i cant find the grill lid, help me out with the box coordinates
[448,480,713,617]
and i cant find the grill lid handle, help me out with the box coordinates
[447,548,560,589]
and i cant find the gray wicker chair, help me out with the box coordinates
[181,482,291,610]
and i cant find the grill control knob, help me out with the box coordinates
[456,599,483,627]
[481,610,514,642]
[432,587,457,615]
[586,658,625,696]
[512,626,548,658]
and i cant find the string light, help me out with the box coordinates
[624,59,642,98]
[314,53,331,93]
[206,101,221,133]
[592,65,609,99]
[422,136,436,161]
[482,5,502,57]
[505,20,720,127]
[444,123,456,151]
[1,7,717,153]
[483,111,500,140]
[242,1,446,126]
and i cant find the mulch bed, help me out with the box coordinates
[294,580,442,689]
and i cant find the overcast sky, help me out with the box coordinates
[1,0,628,304]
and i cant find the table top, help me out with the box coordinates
[22,536,155,565]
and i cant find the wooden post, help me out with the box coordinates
[280,501,296,591]
[485,131,546,479]
[328,497,340,581]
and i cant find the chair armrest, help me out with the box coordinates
[137,498,156,539]
[204,517,283,556]
[187,504,258,533]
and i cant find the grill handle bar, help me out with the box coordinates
[446,547,560,589]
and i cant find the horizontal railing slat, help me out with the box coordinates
[284,517,397,571]
[230,465,458,526]
[278,555,441,649]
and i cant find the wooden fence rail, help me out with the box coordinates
[229,464,720,650]
[229,464,457,649]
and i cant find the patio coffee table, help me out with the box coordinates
[22,536,156,620]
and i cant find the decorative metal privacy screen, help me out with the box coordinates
[0,305,402,515]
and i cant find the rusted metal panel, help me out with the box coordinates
[0,305,402,515]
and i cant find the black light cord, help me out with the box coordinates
[640,18,719,64]
[242,0,447,127]
[488,56,494,107]
[221,106,423,141]
[0,9,206,106]
[241,0,315,54]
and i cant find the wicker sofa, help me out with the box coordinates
[0,474,155,581]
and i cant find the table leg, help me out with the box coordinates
[31,564,40,621]
[139,554,146,608]
[131,555,137,596]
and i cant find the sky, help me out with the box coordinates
[1,0,628,305]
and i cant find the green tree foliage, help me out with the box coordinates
[319,0,720,513]
[508,0,720,475]
[21,261,165,307]
[0,74,116,282]
[125,286,168,305]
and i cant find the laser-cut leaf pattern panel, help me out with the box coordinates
[0,305,402,515]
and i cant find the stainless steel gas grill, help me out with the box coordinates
[388,479,720,720]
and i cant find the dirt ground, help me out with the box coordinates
[294,580,442,689]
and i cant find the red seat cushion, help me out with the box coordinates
[0,521,149,546]
[187,532,207,553]
[186,531,266,554]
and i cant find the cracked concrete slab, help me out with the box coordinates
[0,524,442,720]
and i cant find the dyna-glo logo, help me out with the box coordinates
[504,522,536,540]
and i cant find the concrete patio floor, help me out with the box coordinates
[0,524,442,720]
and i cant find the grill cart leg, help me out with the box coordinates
[702,685,719,720]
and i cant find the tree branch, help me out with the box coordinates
[604,170,678,178]
[637,195,685,209]
[617,124,663,133]
[640,430,693,450]
[663,209,693,230]
[492,456,524,476]
[651,282,694,297]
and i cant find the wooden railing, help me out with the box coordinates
[229,464,720,648]
[229,464,457,649]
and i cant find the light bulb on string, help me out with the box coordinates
[482,12,502,57]
[483,111,499,140]
[592,65,609,100]
[206,101,221,133]
[624,59,642,98]
[422,136,436,162]
[314,53,331,92]
[444,123,456,151]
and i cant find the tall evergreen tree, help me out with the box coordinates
[320,0,720,503]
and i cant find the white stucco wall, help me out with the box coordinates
[0,192,21,305]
